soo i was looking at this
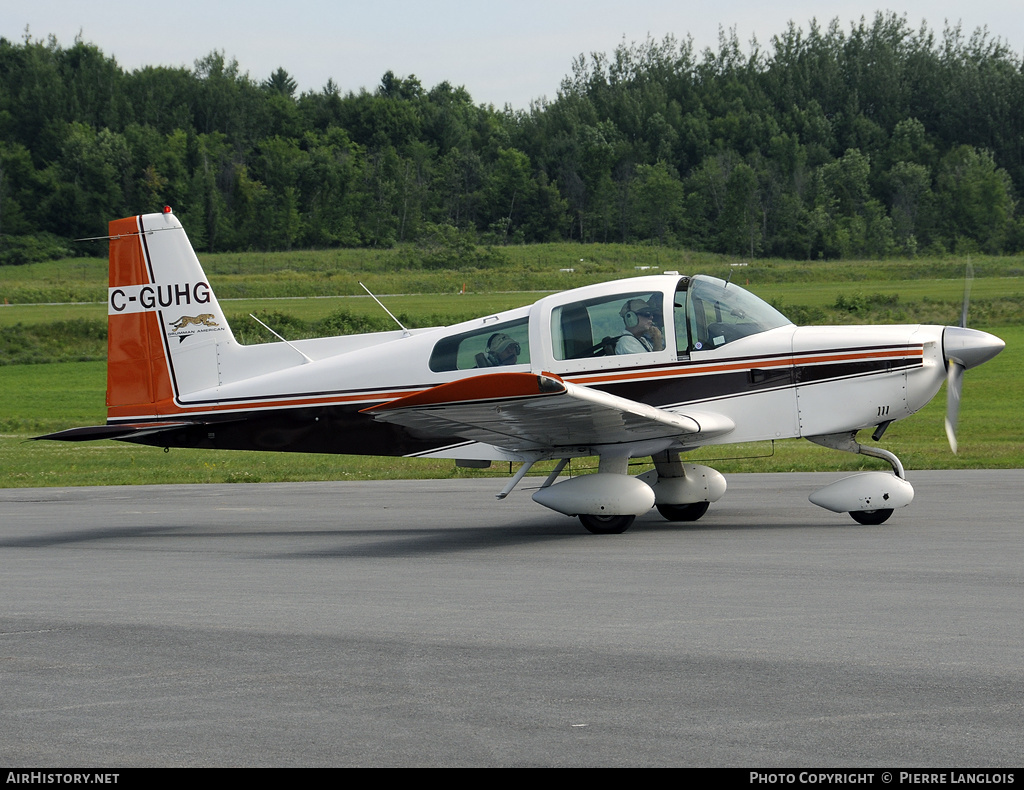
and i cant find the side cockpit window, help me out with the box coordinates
[550,291,669,360]
[428,318,530,372]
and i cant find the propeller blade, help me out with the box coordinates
[943,268,997,456]
[944,360,964,454]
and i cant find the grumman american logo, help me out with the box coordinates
[170,314,218,330]
[108,282,212,315]
[167,312,223,342]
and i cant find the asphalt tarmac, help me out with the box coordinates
[1,470,1022,767]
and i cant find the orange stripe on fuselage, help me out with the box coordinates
[566,347,922,386]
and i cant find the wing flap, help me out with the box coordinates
[362,372,734,452]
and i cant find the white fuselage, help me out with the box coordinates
[141,272,949,462]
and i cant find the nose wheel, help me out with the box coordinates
[849,508,893,525]
[807,433,913,523]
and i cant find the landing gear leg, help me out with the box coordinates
[807,432,906,479]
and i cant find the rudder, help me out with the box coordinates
[106,209,235,420]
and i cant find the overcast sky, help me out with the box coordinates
[8,1,1024,110]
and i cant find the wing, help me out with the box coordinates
[361,372,734,453]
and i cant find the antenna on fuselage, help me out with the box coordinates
[249,314,313,363]
[725,262,748,288]
[359,282,411,336]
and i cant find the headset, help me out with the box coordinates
[487,333,521,357]
[620,299,652,329]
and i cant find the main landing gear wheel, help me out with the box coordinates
[656,501,710,522]
[849,508,893,525]
[579,514,635,534]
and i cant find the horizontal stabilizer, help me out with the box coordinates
[34,422,195,442]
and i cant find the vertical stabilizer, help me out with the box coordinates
[106,210,235,419]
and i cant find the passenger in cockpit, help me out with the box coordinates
[615,299,665,354]
[476,333,521,366]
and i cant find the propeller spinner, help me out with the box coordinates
[943,263,1004,454]
[942,326,1005,453]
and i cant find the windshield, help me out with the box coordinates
[683,275,792,352]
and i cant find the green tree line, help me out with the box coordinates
[2,13,1023,262]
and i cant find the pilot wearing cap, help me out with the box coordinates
[477,332,521,366]
[615,298,664,354]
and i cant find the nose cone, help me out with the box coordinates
[943,326,1005,370]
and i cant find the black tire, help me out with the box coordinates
[656,501,710,522]
[579,514,635,534]
[849,508,893,525]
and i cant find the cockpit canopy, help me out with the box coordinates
[426,273,794,374]
[682,275,792,352]
[549,274,792,361]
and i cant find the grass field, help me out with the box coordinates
[3,244,1024,307]
[1,248,1021,488]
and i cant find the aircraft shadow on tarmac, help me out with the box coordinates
[0,507,860,559]
[268,509,853,559]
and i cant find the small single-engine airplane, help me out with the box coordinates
[39,208,1005,533]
